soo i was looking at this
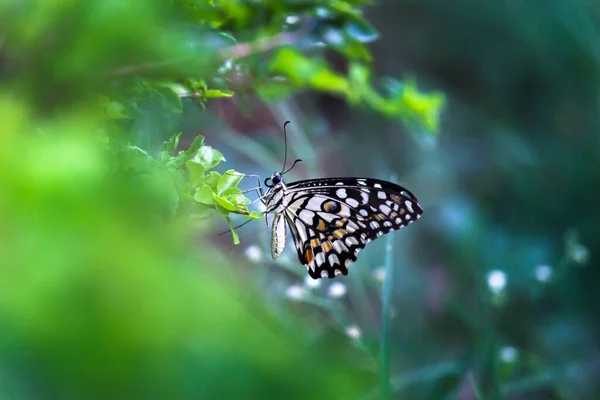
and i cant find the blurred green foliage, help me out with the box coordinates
[3,0,597,399]
[0,0,445,398]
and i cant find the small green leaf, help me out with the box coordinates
[205,89,234,98]
[161,132,182,154]
[213,192,243,212]
[186,162,205,187]
[102,99,131,120]
[156,86,183,114]
[214,202,230,217]
[229,194,250,205]
[184,79,208,94]
[191,145,226,170]
[227,217,240,245]
[245,211,264,220]
[193,185,214,205]
[217,169,244,194]
[221,187,243,197]
[174,135,205,167]
[205,171,221,190]
[193,203,214,220]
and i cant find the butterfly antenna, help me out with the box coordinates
[281,158,303,175]
[280,121,291,173]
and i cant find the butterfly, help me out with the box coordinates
[253,122,423,280]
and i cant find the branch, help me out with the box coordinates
[108,33,296,78]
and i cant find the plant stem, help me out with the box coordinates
[380,174,397,400]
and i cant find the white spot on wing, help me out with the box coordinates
[369,221,380,229]
[345,236,359,246]
[377,191,386,199]
[335,182,344,186]
[319,212,338,222]
[374,183,382,188]
[346,220,360,232]
[299,209,314,224]
[346,198,359,208]
[405,213,412,221]
[360,192,369,204]
[357,180,367,186]
[359,209,369,217]
[383,221,393,228]
[336,188,348,198]
[321,270,329,278]
[380,204,392,215]
[405,200,414,213]
[329,254,340,266]
[306,197,324,211]
[333,240,346,253]
[315,252,326,266]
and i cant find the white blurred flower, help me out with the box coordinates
[373,266,386,283]
[304,274,321,289]
[244,245,263,263]
[487,270,507,293]
[499,346,518,363]
[535,265,552,282]
[345,325,361,340]
[323,28,344,45]
[327,282,347,298]
[285,15,300,24]
[285,284,306,301]
[571,244,589,265]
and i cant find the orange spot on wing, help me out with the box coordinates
[333,229,347,239]
[322,242,332,253]
[316,218,327,231]
[310,238,320,248]
[304,248,314,264]
[334,218,346,227]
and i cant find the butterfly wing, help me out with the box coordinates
[282,178,423,279]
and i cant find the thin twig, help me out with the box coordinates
[178,92,201,99]
[108,32,296,78]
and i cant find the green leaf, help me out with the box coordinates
[193,203,214,220]
[227,217,240,245]
[269,48,349,95]
[101,98,132,120]
[229,194,250,205]
[161,132,182,154]
[217,169,244,194]
[186,161,205,187]
[193,185,214,205]
[205,171,221,190]
[205,89,234,98]
[214,202,230,217]
[191,145,226,171]
[174,135,205,167]
[244,211,264,220]
[156,86,183,114]
[213,192,244,212]
[221,187,242,197]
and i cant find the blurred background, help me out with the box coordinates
[0,0,599,399]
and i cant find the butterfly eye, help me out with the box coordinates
[272,173,282,185]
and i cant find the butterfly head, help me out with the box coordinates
[264,172,283,188]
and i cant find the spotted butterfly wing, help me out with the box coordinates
[265,177,423,279]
